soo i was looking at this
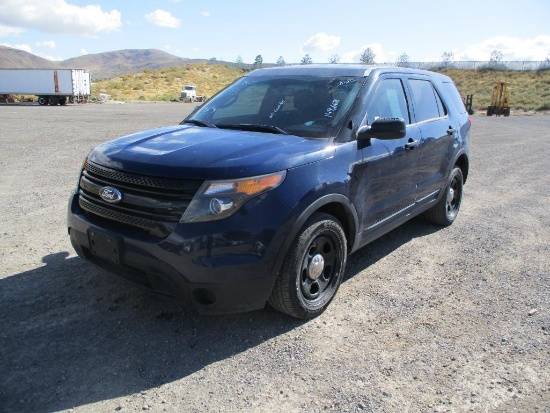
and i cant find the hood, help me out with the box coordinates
[88,125,335,179]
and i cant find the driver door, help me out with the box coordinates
[352,76,422,236]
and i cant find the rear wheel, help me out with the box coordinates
[48,96,59,105]
[424,166,463,226]
[37,96,48,106]
[269,213,347,319]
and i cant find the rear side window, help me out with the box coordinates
[408,79,446,122]
[366,78,410,125]
[442,81,467,114]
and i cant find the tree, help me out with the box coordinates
[235,55,243,64]
[301,54,313,65]
[489,50,503,63]
[276,56,286,66]
[396,52,410,67]
[254,55,263,68]
[486,50,505,70]
[441,51,454,67]
[360,48,376,64]
[328,54,340,64]
[208,57,218,64]
[538,56,550,71]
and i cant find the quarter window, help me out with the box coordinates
[409,79,446,122]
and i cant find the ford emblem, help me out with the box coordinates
[99,186,123,204]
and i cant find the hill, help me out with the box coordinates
[62,49,193,80]
[0,46,208,79]
[93,64,246,102]
[0,46,58,69]
[93,65,550,113]
[1,46,548,111]
[439,68,550,112]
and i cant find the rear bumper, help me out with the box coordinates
[67,193,290,314]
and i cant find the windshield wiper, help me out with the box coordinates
[217,124,289,135]
[182,119,218,128]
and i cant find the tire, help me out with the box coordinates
[38,96,48,106]
[48,96,59,105]
[269,212,347,319]
[423,166,464,226]
[59,97,67,105]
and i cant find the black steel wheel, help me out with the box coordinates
[48,96,59,105]
[269,212,347,319]
[424,166,464,226]
[37,96,48,106]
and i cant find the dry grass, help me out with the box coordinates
[438,68,550,112]
[92,64,550,112]
[92,64,245,102]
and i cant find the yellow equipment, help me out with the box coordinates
[487,82,510,116]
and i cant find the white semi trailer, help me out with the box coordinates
[0,69,91,105]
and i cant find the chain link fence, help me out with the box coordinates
[214,60,550,71]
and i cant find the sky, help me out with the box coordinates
[0,0,549,64]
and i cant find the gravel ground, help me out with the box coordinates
[0,103,548,413]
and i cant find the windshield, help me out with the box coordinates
[185,75,364,139]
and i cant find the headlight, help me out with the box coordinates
[181,171,286,223]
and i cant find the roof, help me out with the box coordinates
[247,64,451,82]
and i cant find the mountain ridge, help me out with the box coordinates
[0,46,208,79]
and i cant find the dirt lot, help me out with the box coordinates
[0,103,548,413]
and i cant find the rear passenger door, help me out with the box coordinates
[406,76,454,204]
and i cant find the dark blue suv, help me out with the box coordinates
[68,65,470,319]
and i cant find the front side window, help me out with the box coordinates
[187,75,364,139]
[408,79,447,122]
[366,78,410,125]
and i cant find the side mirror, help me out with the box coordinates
[357,118,406,143]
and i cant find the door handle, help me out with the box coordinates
[405,140,420,150]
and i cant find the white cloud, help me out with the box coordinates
[0,0,121,36]
[36,52,61,61]
[1,42,32,53]
[457,35,550,61]
[0,24,25,37]
[1,42,63,60]
[36,40,56,49]
[302,33,341,52]
[341,43,396,63]
[201,11,211,17]
[80,48,88,55]
[144,10,180,29]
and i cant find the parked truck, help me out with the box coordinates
[178,85,205,103]
[0,69,91,105]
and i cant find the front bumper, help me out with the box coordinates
[67,192,291,314]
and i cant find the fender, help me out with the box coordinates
[434,148,469,204]
[270,193,360,279]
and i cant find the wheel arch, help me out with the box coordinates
[271,194,359,279]
[454,153,469,184]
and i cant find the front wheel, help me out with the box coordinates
[269,213,347,319]
[423,166,464,226]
